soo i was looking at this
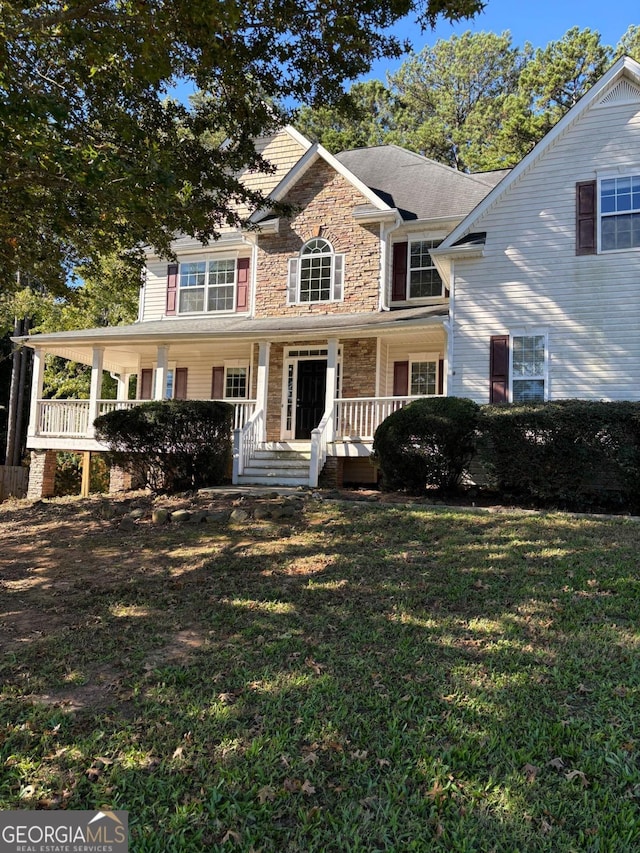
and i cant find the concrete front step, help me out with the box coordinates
[236,474,310,486]
[237,442,313,486]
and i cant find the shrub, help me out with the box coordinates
[477,400,640,510]
[94,400,233,493]
[373,397,480,494]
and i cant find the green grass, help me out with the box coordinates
[1,497,639,851]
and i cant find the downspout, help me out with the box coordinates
[446,259,455,397]
[379,213,403,312]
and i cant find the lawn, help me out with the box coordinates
[1,491,639,852]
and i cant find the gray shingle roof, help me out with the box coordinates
[335,145,509,221]
[17,305,448,348]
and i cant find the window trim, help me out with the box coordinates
[407,239,444,300]
[509,330,548,404]
[408,351,440,397]
[223,362,250,400]
[287,239,344,305]
[597,171,640,254]
[177,255,238,315]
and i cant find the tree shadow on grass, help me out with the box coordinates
[1,499,639,850]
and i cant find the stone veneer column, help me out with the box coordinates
[27,449,57,499]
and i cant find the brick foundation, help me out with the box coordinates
[109,464,133,494]
[27,450,57,499]
[319,456,344,489]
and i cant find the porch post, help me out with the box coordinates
[27,348,45,439]
[325,337,338,441]
[256,341,271,442]
[154,345,169,400]
[87,347,104,438]
[116,373,130,401]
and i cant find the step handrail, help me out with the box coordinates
[309,406,333,488]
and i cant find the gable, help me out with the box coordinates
[437,56,640,254]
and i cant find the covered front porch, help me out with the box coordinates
[21,306,448,490]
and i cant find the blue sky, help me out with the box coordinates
[170,1,637,104]
[367,0,637,80]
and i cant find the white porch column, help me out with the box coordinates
[154,345,169,400]
[87,347,104,437]
[256,341,271,442]
[325,337,338,441]
[116,373,131,401]
[27,348,45,438]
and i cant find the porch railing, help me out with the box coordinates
[335,395,443,440]
[36,398,256,438]
[309,408,333,488]
[37,399,90,437]
[233,408,264,480]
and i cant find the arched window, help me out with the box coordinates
[287,238,344,304]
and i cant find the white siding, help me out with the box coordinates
[381,331,446,396]
[451,97,640,403]
[138,342,254,400]
[140,128,308,323]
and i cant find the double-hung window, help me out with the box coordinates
[409,240,443,298]
[600,174,640,251]
[225,366,248,399]
[179,259,236,313]
[511,333,547,403]
[410,359,438,396]
[288,238,344,304]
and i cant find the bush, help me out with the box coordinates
[94,400,233,493]
[373,397,480,494]
[477,400,640,510]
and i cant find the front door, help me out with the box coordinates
[295,359,326,439]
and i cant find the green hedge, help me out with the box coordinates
[477,400,640,510]
[372,396,480,494]
[94,400,233,493]
[374,397,640,511]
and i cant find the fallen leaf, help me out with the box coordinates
[426,781,445,803]
[350,749,368,761]
[302,751,318,765]
[522,763,539,782]
[257,785,276,804]
[221,829,241,845]
[301,779,316,796]
[565,769,589,787]
[547,757,565,770]
[377,758,391,768]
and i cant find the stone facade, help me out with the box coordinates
[255,160,380,318]
[27,449,57,500]
[341,339,377,399]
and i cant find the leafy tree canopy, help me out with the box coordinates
[300,26,637,172]
[0,0,485,294]
[389,30,528,170]
[296,81,398,154]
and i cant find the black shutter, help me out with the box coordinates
[166,263,179,314]
[392,242,408,302]
[393,361,409,396]
[489,336,509,404]
[174,367,188,400]
[140,368,153,400]
[211,366,225,399]
[576,180,596,256]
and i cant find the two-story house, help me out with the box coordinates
[21,55,640,499]
[21,128,503,496]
